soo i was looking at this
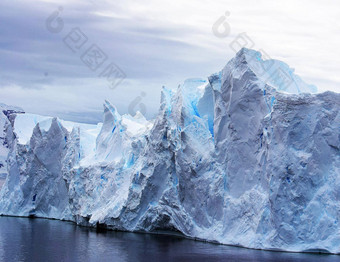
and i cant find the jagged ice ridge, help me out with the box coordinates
[0,48,339,254]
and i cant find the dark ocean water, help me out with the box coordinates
[0,217,339,262]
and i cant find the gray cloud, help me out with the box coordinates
[0,0,339,123]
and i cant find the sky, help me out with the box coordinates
[0,0,339,123]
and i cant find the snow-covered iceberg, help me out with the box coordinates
[0,48,339,254]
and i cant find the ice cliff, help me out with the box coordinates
[0,104,24,188]
[0,48,339,254]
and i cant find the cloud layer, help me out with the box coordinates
[0,0,339,123]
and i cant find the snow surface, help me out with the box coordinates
[0,48,339,254]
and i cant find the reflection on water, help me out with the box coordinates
[0,217,339,262]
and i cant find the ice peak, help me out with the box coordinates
[103,100,121,124]
[228,48,318,94]
[235,47,255,60]
[160,86,173,113]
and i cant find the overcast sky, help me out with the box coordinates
[0,0,339,123]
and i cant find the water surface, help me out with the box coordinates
[0,217,338,262]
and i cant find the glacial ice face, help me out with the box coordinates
[0,111,9,180]
[0,48,339,254]
[0,118,73,219]
[0,104,24,188]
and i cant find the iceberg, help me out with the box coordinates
[0,103,24,188]
[0,48,339,254]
